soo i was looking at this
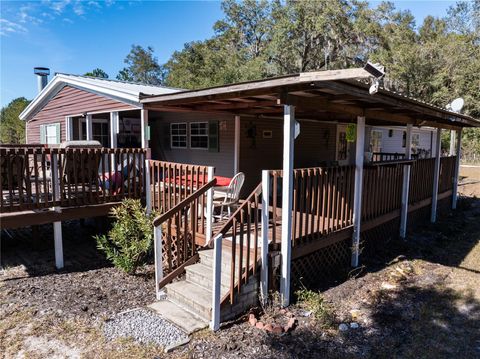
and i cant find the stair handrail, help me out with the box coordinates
[152,178,217,299]
[211,182,266,330]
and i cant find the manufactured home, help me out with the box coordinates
[2,67,478,332]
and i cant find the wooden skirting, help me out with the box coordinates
[291,189,453,261]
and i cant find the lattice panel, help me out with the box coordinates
[360,217,400,259]
[161,230,196,274]
[291,238,351,289]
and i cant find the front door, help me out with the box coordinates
[336,125,350,165]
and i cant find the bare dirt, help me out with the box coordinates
[1,168,480,358]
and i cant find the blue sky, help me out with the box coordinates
[0,0,459,107]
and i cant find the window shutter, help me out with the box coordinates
[55,123,61,144]
[40,125,46,144]
[208,121,219,152]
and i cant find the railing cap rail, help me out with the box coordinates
[152,178,217,227]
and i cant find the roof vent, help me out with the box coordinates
[34,67,50,93]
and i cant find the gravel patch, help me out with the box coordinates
[103,308,189,348]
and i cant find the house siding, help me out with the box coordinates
[365,126,436,157]
[150,112,236,178]
[26,85,135,144]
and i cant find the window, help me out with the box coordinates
[170,123,187,148]
[80,120,110,147]
[190,122,208,149]
[370,130,383,152]
[412,133,420,152]
[40,123,60,144]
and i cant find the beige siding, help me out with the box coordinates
[150,112,236,178]
[26,86,135,143]
[240,118,337,195]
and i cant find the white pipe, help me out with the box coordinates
[280,105,295,307]
[351,116,365,267]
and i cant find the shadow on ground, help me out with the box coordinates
[1,218,112,277]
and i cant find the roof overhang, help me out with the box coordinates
[20,74,179,121]
[140,68,480,129]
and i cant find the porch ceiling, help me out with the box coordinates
[141,69,479,130]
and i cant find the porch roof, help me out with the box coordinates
[140,68,479,130]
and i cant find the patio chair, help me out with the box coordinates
[213,172,245,220]
[60,140,103,199]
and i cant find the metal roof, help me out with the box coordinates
[20,73,181,121]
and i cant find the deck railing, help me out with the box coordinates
[0,147,146,213]
[409,158,436,204]
[361,164,404,221]
[438,156,456,194]
[147,160,211,237]
[372,152,420,162]
[152,178,217,294]
[269,166,355,247]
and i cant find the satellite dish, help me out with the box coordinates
[449,98,464,113]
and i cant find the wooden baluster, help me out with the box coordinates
[230,220,237,304]
[101,150,106,204]
[245,203,251,284]
[272,171,278,245]
[167,217,173,271]
[253,192,259,274]
[238,210,244,293]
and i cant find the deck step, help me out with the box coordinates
[148,300,208,334]
[166,280,212,321]
[198,249,251,271]
[185,262,231,295]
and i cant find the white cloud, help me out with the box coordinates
[0,19,28,36]
[63,18,74,24]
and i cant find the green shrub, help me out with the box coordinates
[95,199,157,275]
[295,288,336,328]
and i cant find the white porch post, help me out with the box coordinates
[65,116,73,141]
[206,166,214,246]
[141,109,149,155]
[280,105,294,307]
[431,128,442,223]
[110,111,119,148]
[51,152,63,269]
[260,170,270,305]
[154,224,165,300]
[234,115,241,175]
[449,130,456,156]
[400,124,412,238]
[85,114,93,141]
[351,116,365,267]
[452,128,462,209]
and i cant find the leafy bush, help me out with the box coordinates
[95,199,157,274]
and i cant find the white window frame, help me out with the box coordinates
[79,118,110,146]
[189,122,209,150]
[370,129,383,152]
[44,123,61,145]
[170,122,187,149]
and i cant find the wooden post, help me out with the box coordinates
[280,105,295,307]
[260,170,270,305]
[110,111,119,148]
[431,128,442,223]
[65,116,73,141]
[210,233,223,331]
[86,114,93,141]
[154,225,165,300]
[234,115,240,175]
[51,153,64,269]
[351,116,365,267]
[206,166,214,246]
[400,124,412,238]
[452,128,462,209]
